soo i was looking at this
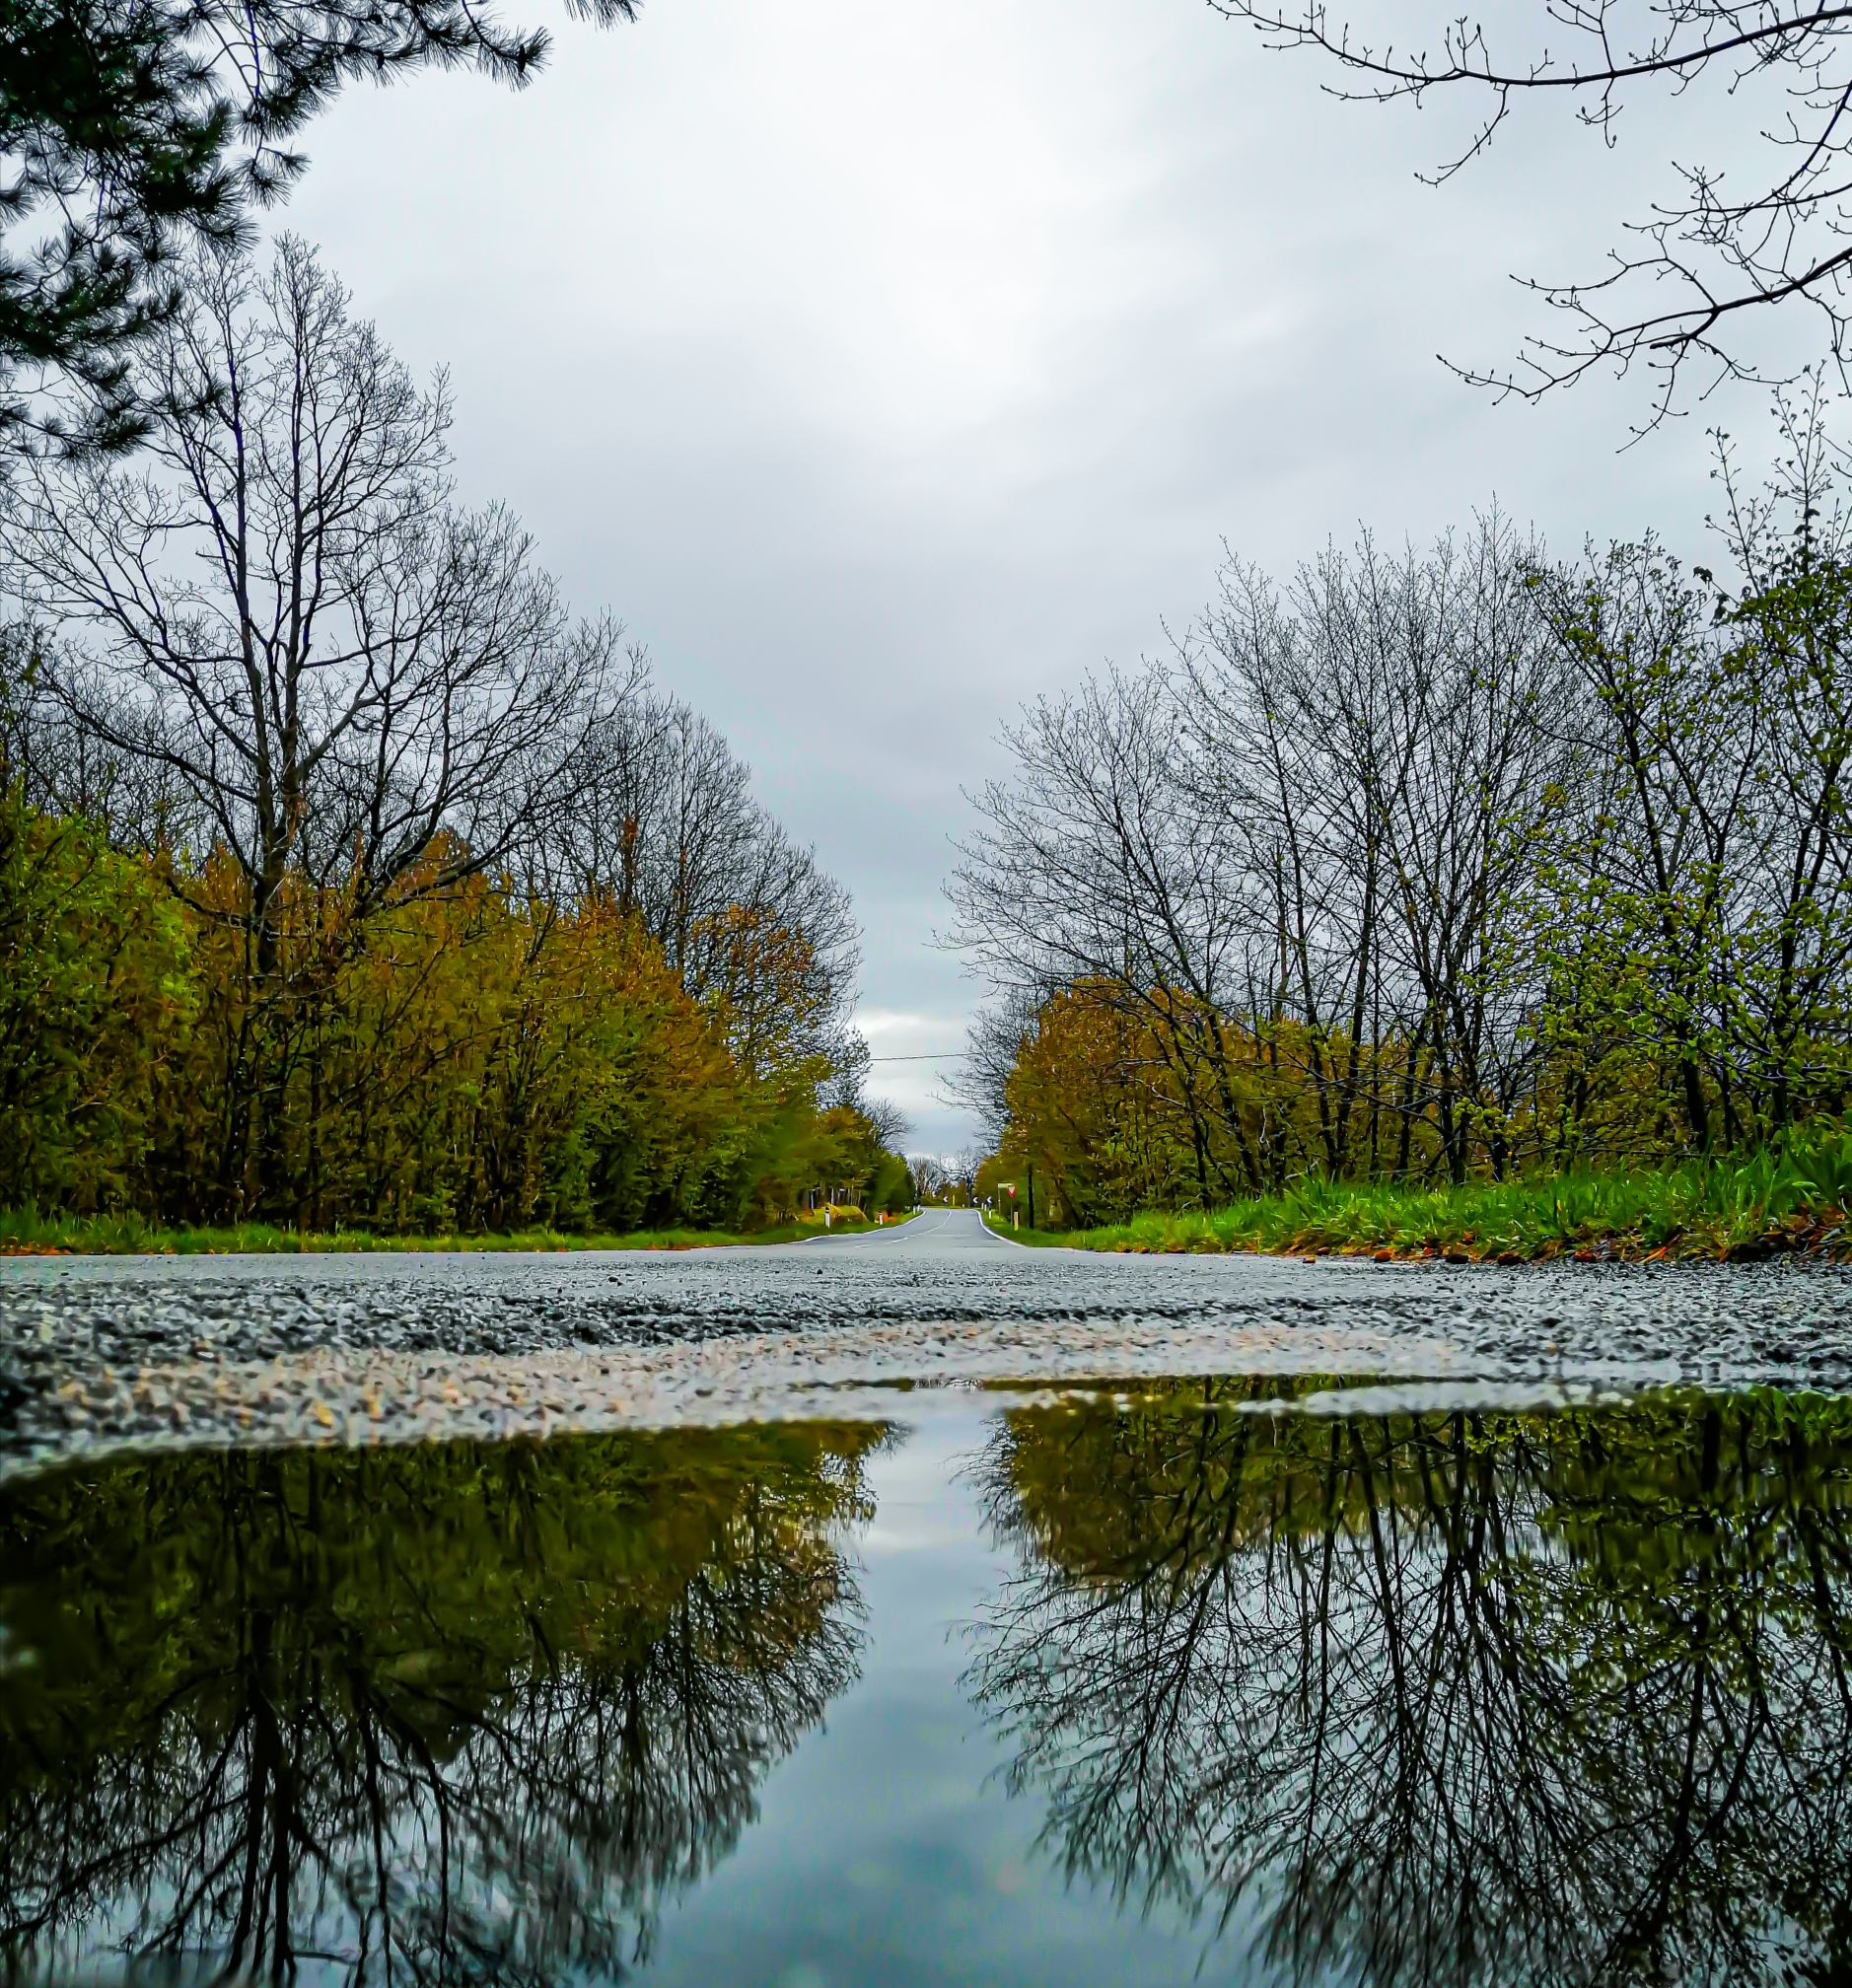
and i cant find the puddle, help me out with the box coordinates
[3,1377,1851,1984]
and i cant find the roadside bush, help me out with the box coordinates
[0,788,191,1212]
[0,790,904,1236]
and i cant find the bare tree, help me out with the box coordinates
[859,1096,909,1148]
[949,989,1044,1147]
[7,238,623,914]
[1212,1,1852,419]
[0,237,628,1208]
[545,675,861,1079]
[946,664,1272,1202]
[0,619,193,829]
[1190,516,1584,1181]
[948,516,1582,1193]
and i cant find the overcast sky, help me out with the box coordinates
[283,0,1770,1153]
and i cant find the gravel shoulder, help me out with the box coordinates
[3,1209,1849,1480]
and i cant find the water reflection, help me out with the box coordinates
[0,1424,884,1984]
[968,1382,1852,1988]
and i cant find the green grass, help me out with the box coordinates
[988,1134,1852,1264]
[0,1206,918,1256]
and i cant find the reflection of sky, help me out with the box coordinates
[645,1410,1246,1986]
[271,0,1788,1155]
[11,1391,1843,1983]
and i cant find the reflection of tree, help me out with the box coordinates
[0,1422,884,1983]
[968,1381,1852,1988]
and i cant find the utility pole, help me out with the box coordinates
[1027,1161,1035,1231]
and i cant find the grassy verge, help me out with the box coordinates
[0,1206,917,1257]
[989,1141,1852,1264]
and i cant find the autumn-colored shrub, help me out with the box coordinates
[0,793,902,1235]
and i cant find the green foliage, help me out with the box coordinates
[0,784,190,1211]
[0,1206,910,1253]
[1028,1128,1852,1259]
[865,1147,915,1215]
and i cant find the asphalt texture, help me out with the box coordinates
[3,1208,1850,1479]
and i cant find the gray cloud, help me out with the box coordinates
[285,0,1764,1152]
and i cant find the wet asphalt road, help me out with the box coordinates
[2,1209,1850,1475]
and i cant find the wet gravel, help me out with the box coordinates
[2,1209,1850,1478]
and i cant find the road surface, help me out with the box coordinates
[1,1207,1847,1477]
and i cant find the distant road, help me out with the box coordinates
[790,1208,1024,1256]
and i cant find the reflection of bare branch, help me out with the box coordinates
[968,1384,1852,1986]
[0,1428,878,1983]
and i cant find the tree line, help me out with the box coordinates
[950,406,1852,1225]
[0,239,910,1231]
